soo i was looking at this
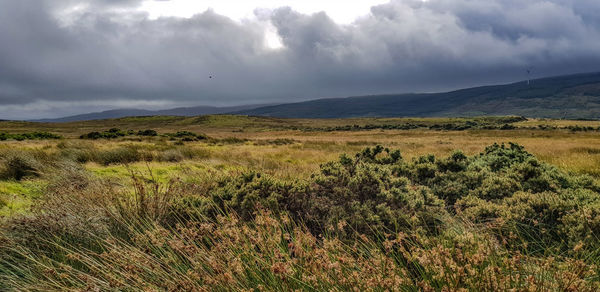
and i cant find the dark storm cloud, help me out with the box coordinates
[1,0,599,119]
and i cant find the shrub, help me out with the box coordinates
[0,132,61,141]
[203,147,445,237]
[137,129,158,136]
[80,128,127,139]
[201,143,600,251]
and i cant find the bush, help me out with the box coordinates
[202,147,444,237]
[0,132,62,141]
[80,128,127,139]
[199,143,600,251]
[137,129,158,136]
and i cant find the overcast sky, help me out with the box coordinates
[1,0,599,119]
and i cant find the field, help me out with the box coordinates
[1,115,600,290]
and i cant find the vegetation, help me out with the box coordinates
[80,128,206,141]
[0,131,61,141]
[1,115,600,290]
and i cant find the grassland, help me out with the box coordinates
[1,115,600,290]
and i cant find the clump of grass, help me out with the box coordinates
[254,138,296,145]
[158,149,185,162]
[96,146,144,165]
[1,206,597,291]
[156,147,208,162]
[0,150,42,180]
[208,137,248,145]
[0,196,7,208]
[57,140,99,163]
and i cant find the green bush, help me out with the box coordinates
[193,143,600,251]
[80,128,127,139]
[200,146,444,237]
[0,132,62,141]
[137,129,158,136]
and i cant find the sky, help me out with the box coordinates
[1,0,600,120]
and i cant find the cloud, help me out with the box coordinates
[0,0,599,119]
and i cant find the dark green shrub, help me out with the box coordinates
[137,129,158,136]
[80,131,103,139]
[80,128,127,139]
[202,146,445,238]
[198,142,600,251]
[0,132,61,141]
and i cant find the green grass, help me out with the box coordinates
[0,179,44,216]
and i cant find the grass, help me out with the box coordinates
[0,179,44,217]
[1,115,600,290]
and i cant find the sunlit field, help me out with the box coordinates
[1,115,599,290]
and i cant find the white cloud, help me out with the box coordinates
[138,0,391,24]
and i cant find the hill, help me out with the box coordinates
[33,104,272,123]
[235,72,600,119]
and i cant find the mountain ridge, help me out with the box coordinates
[232,72,600,119]
[32,104,274,123]
[31,71,600,122]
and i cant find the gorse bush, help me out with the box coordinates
[194,143,600,251]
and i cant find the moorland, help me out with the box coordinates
[1,115,600,290]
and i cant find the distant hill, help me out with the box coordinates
[33,104,272,122]
[32,72,600,122]
[235,72,600,119]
